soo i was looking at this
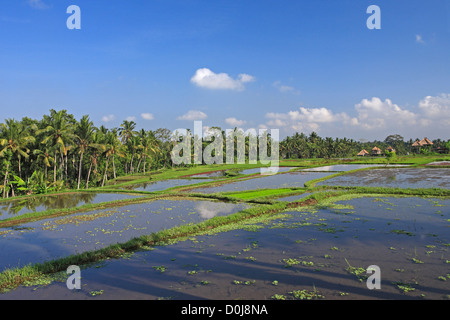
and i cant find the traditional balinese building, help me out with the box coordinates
[386,146,396,153]
[371,146,382,156]
[357,149,369,157]
[412,137,433,153]
[419,137,433,146]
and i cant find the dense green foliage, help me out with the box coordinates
[1,109,448,198]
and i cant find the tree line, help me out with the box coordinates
[0,109,173,198]
[279,132,449,159]
[1,109,448,198]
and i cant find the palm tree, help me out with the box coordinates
[37,110,76,183]
[118,120,136,145]
[74,115,96,189]
[0,119,36,177]
[137,129,160,173]
[118,120,137,173]
[85,130,106,189]
[101,129,124,186]
[33,147,55,179]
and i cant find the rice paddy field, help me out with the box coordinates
[0,156,449,301]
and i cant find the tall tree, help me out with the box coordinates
[0,119,35,182]
[74,115,96,189]
[37,110,76,183]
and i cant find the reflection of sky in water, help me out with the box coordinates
[312,197,449,243]
[239,166,297,175]
[189,166,297,178]
[195,202,237,219]
[301,164,389,171]
[189,171,335,193]
[0,193,142,220]
[119,179,213,191]
[0,199,249,269]
[317,168,450,189]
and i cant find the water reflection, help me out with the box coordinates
[0,193,141,220]
[195,201,236,219]
[317,168,450,189]
[300,164,407,172]
[0,199,250,269]
[119,179,213,192]
[189,171,335,194]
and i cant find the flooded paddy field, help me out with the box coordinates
[300,164,407,172]
[116,179,214,192]
[2,196,448,300]
[0,192,143,220]
[186,166,297,178]
[185,171,336,194]
[0,199,249,270]
[0,163,449,301]
[317,168,450,189]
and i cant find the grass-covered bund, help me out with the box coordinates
[0,155,449,294]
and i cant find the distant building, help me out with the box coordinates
[386,146,396,153]
[371,146,382,156]
[420,137,433,146]
[357,149,369,157]
[412,137,433,153]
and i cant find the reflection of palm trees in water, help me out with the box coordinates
[0,193,97,217]
[120,182,154,191]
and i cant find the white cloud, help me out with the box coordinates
[141,113,154,120]
[101,114,115,123]
[126,116,136,122]
[263,94,450,139]
[190,68,255,91]
[177,110,208,121]
[415,34,425,44]
[27,0,49,9]
[272,81,300,94]
[265,106,349,134]
[353,97,417,130]
[418,94,450,118]
[225,117,247,127]
[418,93,450,127]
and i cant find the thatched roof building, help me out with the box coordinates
[420,137,433,146]
[412,139,421,147]
[357,149,369,156]
[371,146,382,156]
[412,137,433,147]
[386,146,396,153]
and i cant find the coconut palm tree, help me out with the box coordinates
[74,115,96,189]
[137,129,160,173]
[37,110,76,183]
[0,118,36,178]
[118,120,137,173]
[101,129,124,186]
[85,130,106,189]
[33,147,55,179]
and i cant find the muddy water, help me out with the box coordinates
[0,193,143,220]
[3,196,447,300]
[0,199,249,270]
[186,171,336,194]
[317,168,450,189]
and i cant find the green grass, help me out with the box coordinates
[224,188,304,201]
[0,156,448,294]
[0,201,288,292]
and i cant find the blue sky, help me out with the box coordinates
[0,0,449,140]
